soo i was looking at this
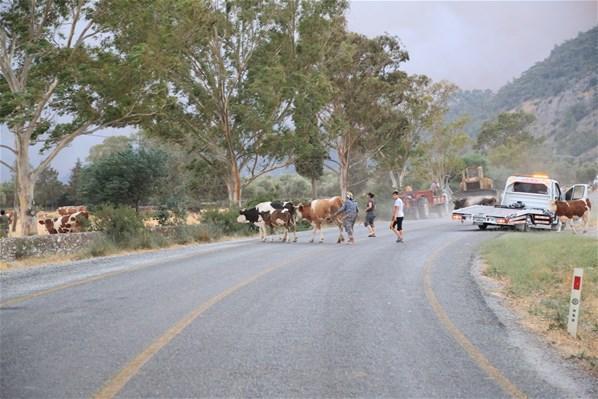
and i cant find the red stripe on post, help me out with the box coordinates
[573,276,581,290]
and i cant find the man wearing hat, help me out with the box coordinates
[333,192,359,244]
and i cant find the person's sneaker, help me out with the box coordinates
[368,234,376,237]
[396,238,401,243]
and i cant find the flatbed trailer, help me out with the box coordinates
[451,205,553,231]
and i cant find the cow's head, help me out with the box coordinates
[237,208,260,224]
[296,203,309,220]
[282,201,295,215]
[547,200,557,214]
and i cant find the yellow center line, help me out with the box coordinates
[423,240,527,399]
[0,243,252,308]
[92,251,314,399]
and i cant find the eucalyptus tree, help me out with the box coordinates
[103,0,311,205]
[0,0,161,235]
[321,32,409,197]
[279,0,347,199]
[376,78,457,190]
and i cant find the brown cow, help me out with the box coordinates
[548,199,592,233]
[260,209,297,242]
[39,211,89,234]
[296,196,344,243]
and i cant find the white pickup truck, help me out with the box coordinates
[451,175,589,231]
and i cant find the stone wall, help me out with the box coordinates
[0,232,101,262]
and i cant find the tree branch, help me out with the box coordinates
[0,144,17,154]
[66,1,83,48]
[242,159,293,187]
[25,78,59,136]
[0,160,15,172]
[33,122,93,178]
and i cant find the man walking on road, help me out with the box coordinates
[333,192,359,244]
[390,191,404,243]
[365,192,376,237]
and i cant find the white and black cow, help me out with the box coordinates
[237,201,296,241]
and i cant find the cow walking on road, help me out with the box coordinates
[260,209,297,242]
[297,196,344,243]
[237,201,296,242]
[549,198,592,233]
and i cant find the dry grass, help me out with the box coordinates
[0,253,81,270]
[481,233,598,375]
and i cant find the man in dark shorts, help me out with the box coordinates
[364,192,376,237]
[390,191,404,243]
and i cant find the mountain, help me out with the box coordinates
[449,26,598,161]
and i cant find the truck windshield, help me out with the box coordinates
[512,182,548,194]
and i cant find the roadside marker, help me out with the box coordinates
[567,268,583,338]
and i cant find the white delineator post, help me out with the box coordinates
[567,268,584,338]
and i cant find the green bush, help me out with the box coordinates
[77,236,118,258]
[201,208,253,235]
[92,205,145,244]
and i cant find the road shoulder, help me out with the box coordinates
[471,256,597,396]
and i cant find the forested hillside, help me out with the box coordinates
[450,26,598,162]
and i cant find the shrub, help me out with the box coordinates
[92,205,145,244]
[201,208,253,236]
[77,236,117,258]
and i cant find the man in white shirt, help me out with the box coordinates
[390,191,405,243]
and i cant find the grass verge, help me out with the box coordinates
[481,232,598,375]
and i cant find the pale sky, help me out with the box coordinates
[1,0,596,182]
[347,0,597,90]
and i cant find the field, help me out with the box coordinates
[481,232,598,374]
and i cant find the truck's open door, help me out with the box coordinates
[564,184,589,201]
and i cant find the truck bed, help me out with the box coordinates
[452,205,553,228]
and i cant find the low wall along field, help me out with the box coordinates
[0,232,101,262]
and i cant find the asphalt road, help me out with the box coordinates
[1,218,595,398]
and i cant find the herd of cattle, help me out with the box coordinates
[27,193,593,238]
[237,197,348,243]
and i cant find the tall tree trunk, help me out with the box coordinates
[15,135,37,236]
[339,150,349,199]
[226,161,242,207]
[398,164,408,190]
[310,177,318,199]
[389,171,398,190]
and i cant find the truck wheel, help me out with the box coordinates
[516,221,529,232]
[478,224,488,230]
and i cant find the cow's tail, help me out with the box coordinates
[586,198,592,210]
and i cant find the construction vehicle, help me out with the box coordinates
[400,187,450,219]
[454,165,497,205]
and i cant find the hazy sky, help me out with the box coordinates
[1,0,596,182]
[347,0,597,90]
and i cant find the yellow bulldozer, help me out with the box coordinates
[459,166,494,192]
[454,166,497,207]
